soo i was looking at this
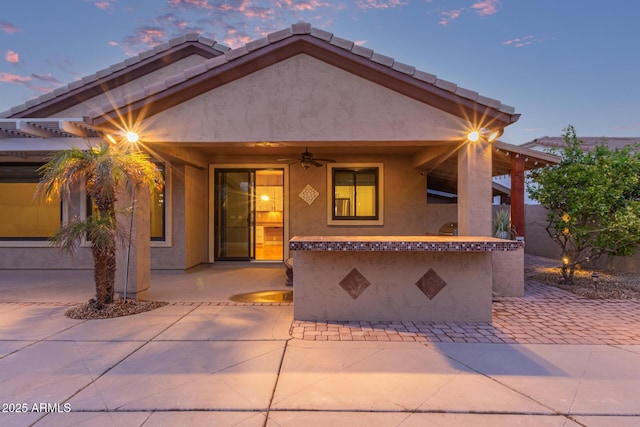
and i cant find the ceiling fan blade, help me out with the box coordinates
[314,158,336,163]
[312,160,323,167]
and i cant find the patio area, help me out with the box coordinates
[1,257,640,426]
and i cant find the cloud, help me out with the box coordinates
[32,73,61,84]
[94,1,115,11]
[168,0,213,10]
[356,0,407,9]
[156,13,191,31]
[0,21,21,34]
[439,9,463,25]
[277,0,332,11]
[5,50,19,64]
[120,26,167,55]
[439,0,501,25]
[0,72,31,84]
[471,0,500,16]
[0,72,59,93]
[503,35,536,47]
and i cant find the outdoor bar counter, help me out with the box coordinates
[290,236,523,322]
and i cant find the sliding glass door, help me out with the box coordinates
[214,168,284,261]
[215,170,255,260]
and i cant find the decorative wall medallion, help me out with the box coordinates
[415,268,447,300]
[339,268,371,300]
[299,184,319,205]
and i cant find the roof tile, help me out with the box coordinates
[413,70,437,84]
[225,45,249,61]
[81,74,98,85]
[38,92,56,103]
[152,42,170,54]
[330,36,354,51]
[310,27,333,42]
[198,36,215,47]
[109,62,126,73]
[169,35,187,47]
[352,44,373,59]
[53,87,69,97]
[68,80,84,90]
[144,81,167,96]
[392,61,415,75]
[124,56,141,67]
[185,33,199,42]
[371,52,394,67]
[455,87,478,101]
[477,95,501,109]
[213,42,230,52]
[184,63,206,80]
[292,22,312,34]
[499,104,516,115]
[10,105,26,115]
[96,68,111,79]
[246,37,270,52]
[435,78,457,92]
[268,28,292,43]
[25,98,41,108]
[204,55,228,69]
[138,49,155,60]
[165,72,187,87]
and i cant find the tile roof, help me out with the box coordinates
[522,136,640,151]
[1,34,229,118]
[2,23,518,127]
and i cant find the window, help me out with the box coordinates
[86,162,167,242]
[328,163,384,225]
[0,163,61,240]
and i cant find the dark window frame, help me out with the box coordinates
[331,167,380,221]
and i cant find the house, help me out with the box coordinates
[0,23,558,301]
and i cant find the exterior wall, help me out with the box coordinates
[524,204,562,259]
[54,55,209,117]
[289,154,427,238]
[525,204,640,273]
[425,204,458,235]
[185,165,208,268]
[151,163,188,270]
[145,54,466,143]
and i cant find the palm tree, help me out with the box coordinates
[36,142,163,309]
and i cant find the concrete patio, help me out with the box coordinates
[1,258,639,426]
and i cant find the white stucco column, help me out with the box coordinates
[457,140,492,236]
[116,185,151,300]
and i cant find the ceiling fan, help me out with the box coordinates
[278,147,336,169]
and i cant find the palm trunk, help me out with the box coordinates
[93,247,109,308]
[105,246,116,304]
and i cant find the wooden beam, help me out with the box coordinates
[510,154,526,238]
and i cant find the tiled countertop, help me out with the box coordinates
[289,235,523,252]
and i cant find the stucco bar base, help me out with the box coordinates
[291,236,521,322]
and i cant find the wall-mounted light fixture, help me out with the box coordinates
[467,128,504,143]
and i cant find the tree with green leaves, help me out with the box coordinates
[527,126,640,284]
[36,142,163,308]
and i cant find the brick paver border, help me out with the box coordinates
[290,281,640,344]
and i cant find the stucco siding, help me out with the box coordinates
[145,54,466,143]
[289,154,427,237]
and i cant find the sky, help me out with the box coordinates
[1,0,639,145]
